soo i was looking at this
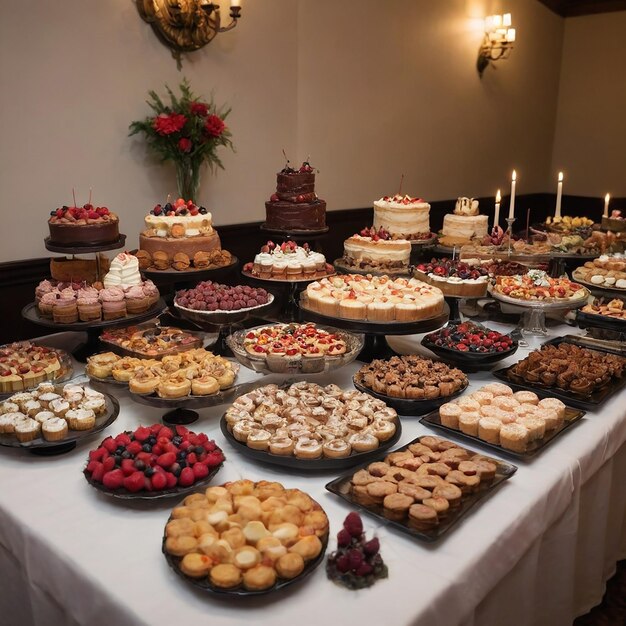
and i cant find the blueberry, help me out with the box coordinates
[142,443,152,453]
[50,210,56,216]
[135,460,146,471]
[147,436,157,445]
[144,467,156,477]
[470,345,478,352]
[178,451,187,460]
[122,450,132,459]
[164,203,173,212]
[180,208,188,215]
[113,454,123,466]
[116,446,125,455]
[179,461,187,469]
[195,446,204,455]
[172,436,182,446]
[199,207,207,214]
[172,466,182,477]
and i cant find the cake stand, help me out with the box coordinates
[44,235,127,282]
[21,298,168,362]
[299,298,450,362]
[490,289,589,337]
[240,270,334,322]
[259,224,329,253]
[409,235,439,264]
[332,259,411,278]
[444,295,484,323]
[170,296,276,357]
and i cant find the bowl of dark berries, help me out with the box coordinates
[421,321,518,369]
[326,512,388,590]
[173,281,275,326]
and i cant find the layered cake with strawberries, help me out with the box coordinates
[138,198,231,271]
[439,197,489,248]
[265,161,327,232]
[48,204,119,246]
[373,194,431,240]
[243,240,332,279]
[413,258,489,297]
[342,227,410,274]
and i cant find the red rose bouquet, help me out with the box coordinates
[129,78,233,201]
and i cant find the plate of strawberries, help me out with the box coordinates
[83,424,225,499]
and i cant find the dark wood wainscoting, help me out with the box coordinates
[0,193,610,344]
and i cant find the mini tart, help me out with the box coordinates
[15,418,41,443]
[129,373,160,395]
[42,417,68,441]
[191,375,220,396]
[322,438,351,458]
[157,374,192,399]
[66,408,96,431]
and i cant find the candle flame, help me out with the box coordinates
[512,170,517,181]
[496,189,501,202]
[558,172,563,182]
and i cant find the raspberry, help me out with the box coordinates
[343,512,363,537]
[337,529,352,547]
[88,210,99,219]
[193,463,209,479]
[363,537,379,556]
[134,426,151,442]
[348,548,363,571]
[356,562,373,576]
[123,471,146,493]
[102,469,124,490]
[178,467,195,487]
[121,458,136,476]
[157,452,176,468]
[336,554,351,573]
[151,472,167,490]
[55,208,64,217]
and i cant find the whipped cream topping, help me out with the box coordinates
[254,246,325,267]
[103,253,142,289]
[454,197,479,216]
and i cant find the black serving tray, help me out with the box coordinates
[325,435,517,542]
[492,336,626,410]
[163,494,328,596]
[419,404,585,459]
[352,376,468,416]
[575,309,626,336]
[219,416,402,471]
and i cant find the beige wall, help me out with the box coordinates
[551,11,626,198]
[0,0,564,262]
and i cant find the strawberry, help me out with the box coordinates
[175,425,189,437]
[134,426,151,442]
[103,456,116,472]
[101,437,117,453]
[186,452,198,465]
[121,459,136,476]
[178,467,195,487]
[136,452,153,464]
[55,208,64,218]
[102,469,124,490]
[157,452,176,468]
[143,476,153,492]
[126,441,142,456]
[151,472,167,490]
[204,451,224,467]
[165,472,178,489]
[158,426,174,440]
[123,471,145,493]
[89,447,107,462]
[115,433,131,446]
[193,463,209,479]
[150,423,163,434]
[86,460,101,474]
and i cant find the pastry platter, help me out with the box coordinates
[421,334,518,369]
[325,435,517,542]
[420,405,586,459]
[570,270,626,299]
[219,416,402,470]
[352,376,468,416]
[0,388,120,455]
[226,323,364,375]
[492,336,626,410]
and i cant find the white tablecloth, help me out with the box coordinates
[0,327,625,626]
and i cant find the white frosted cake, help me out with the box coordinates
[343,227,410,273]
[373,194,431,239]
[440,197,489,247]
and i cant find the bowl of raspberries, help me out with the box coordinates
[422,321,518,368]
[173,281,274,324]
[83,424,225,499]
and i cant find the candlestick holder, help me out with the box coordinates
[505,217,516,255]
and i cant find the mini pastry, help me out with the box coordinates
[180,553,213,578]
[157,374,192,399]
[243,565,276,591]
[210,563,243,588]
[289,535,322,561]
[382,493,414,521]
[14,418,41,442]
[65,408,96,431]
[152,251,170,270]
[275,552,305,579]
[408,503,438,530]
[191,375,220,396]
[458,412,480,436]
[233,546,262,570]
[42,417,68,441]
[172,252,191,271]
[499,423,530,453]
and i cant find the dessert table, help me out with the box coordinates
[0,326,625,626]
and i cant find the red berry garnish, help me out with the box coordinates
[157,452,176,468]
[102,469,124,490]
[178,467,195,487]
[123,471,146,493]
[363,537,380,556]
[151,472,167,490]
[337,528,352,547]
[343,511,363,537]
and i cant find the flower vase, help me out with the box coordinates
[175,160,201,202]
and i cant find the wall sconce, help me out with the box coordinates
[137,0,242,68]
[477,13,515,77]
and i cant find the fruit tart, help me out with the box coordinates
[492,270,587,302]
[424,321,516,355]
[413,258,489,297]
[84,424,225,497]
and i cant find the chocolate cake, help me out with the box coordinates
[48,205,119,246]
[265,161,327,231]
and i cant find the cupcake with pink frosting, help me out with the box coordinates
[100,286,127,321]
[53,287,78,324]
[124,284,150,314]
[77,286,102,322]
[39,290,60,318]
[35,279,57,303]
[142,280,160,307]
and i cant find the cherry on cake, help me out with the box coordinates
[342,227,410,273]
[243,240,332,279]
[48,204,119,246]
[138,198,231,271]
[439,198,489,248]
[373,194,432,240]
[264,161,327,232]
